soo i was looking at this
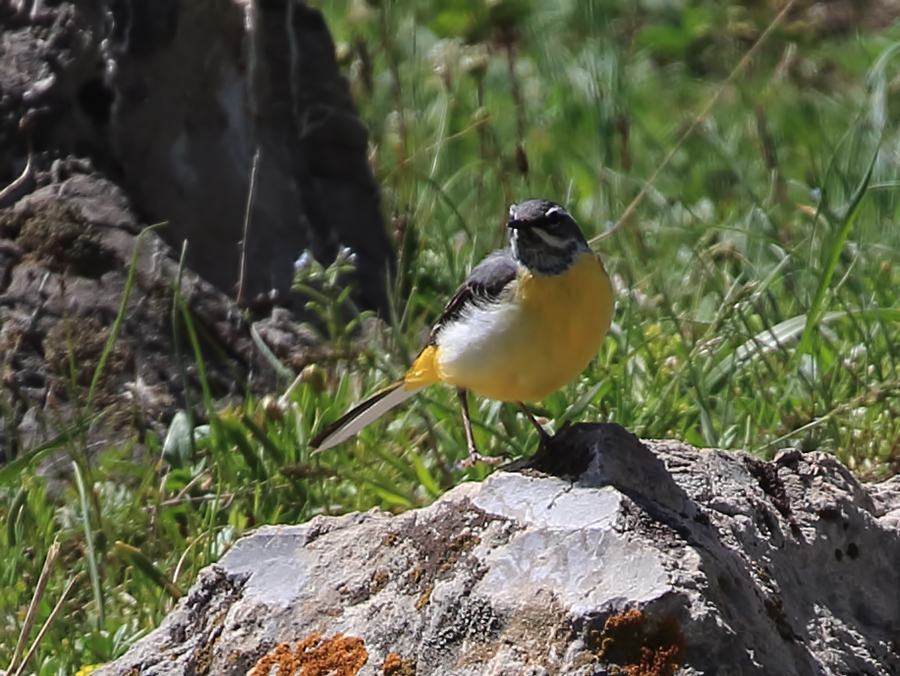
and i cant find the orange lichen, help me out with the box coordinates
[248,633,368,676]
[592,609,686,676]
[381,652,416,675]
[382,654,401,673]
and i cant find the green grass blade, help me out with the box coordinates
[87,224,163,410]
[162,410,194,469]
[5,487,27,547]
[73,461,104,627]
[0,423,95,487]
[219,418,266,480]
[176,295,214,414]
[343,471,417,509]
[794,42,900,360]
[114,542,183,599]
[408,449,441,499]
[249,323,294,380]
[558,381,604,426]
[369,445,421,484]
[707,309,900,390]
[241,413,286,465]
[794,152,876,361]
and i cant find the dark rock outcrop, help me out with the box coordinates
[0,0,391,452]
[0,173,269,459]
[2,0,390,314]
[93,424,900,675]
[108,0,391,313]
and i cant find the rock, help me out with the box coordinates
[109,0,392,314]
[0,0,392,453]
[93,423,900,675]
[1,0,391,316]
[0,172,278,455]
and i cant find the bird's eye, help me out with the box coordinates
[542,206,566,228]
[541,212,562,229]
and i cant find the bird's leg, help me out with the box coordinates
[518,402,552,447]
[458,388,503,467]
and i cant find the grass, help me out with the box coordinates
[4,1,900,673]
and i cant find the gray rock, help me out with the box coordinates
[1,0,391,316]
[108,0,392,315]
[94,423,900,675]
[0,0,393,453]
[0,173,282,455]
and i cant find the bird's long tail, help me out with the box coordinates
[309,381,420,452]
[309,346,441,452]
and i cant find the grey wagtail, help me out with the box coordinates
[309,198,614,465]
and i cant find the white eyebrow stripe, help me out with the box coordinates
[546,205,566,216]
[532,226,570,249]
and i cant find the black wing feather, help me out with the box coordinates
[428,248,518,345]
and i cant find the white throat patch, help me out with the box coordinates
[509,228,519,260]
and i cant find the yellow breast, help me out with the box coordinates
[427,252,614,402]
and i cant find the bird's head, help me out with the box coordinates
[507,199,591,274]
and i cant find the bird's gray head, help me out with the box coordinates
[507,199,591,274]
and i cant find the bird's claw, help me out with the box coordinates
[461,448,506,468]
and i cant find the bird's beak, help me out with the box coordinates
[507,218,529,230]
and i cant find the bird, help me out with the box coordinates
[309,198,614,466]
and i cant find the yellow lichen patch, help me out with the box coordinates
[592,608,686,676]
[248,633,368,676]
[414,583,433,610]
[191,633,219,674]
[381,652,416,675]
[371,570,390,594]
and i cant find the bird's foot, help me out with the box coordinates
[461,447,505,468]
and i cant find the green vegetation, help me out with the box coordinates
[4,1,900,673]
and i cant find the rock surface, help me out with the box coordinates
[108,0,392,313]
[94,423,900,675]
[0,0,390,452]
[0,173,277,460]
[1,0,391,315]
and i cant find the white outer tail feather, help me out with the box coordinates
[313,383,420,452]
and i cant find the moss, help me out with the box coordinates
[0,199,118,278]
[591,609,686,676]
[43,316,132,406]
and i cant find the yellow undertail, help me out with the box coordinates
[404,345,442,390]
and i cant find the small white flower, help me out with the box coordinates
[294,251,315,272]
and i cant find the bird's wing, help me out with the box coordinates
[428,248,519,345]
